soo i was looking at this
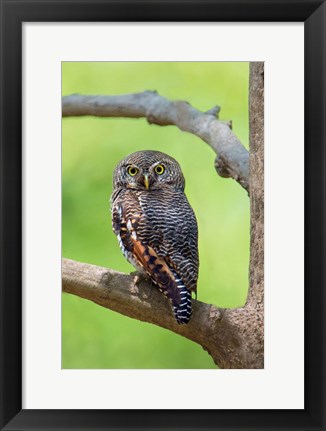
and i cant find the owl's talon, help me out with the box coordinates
[131,271,150,286]
[132,273,140,285]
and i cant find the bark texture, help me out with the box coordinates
[63,91,249,192]
[62,258,236,367]
[62,63,264,368]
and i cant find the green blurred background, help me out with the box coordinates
[62,62,250,369]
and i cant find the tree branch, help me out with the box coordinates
[248,62,264,310]
[62,91,249,192]
[62,257,262,369]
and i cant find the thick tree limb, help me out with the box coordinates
[245,62,265,365]
[62,257,261,368]
[248,62,264,309]
[62,91,249,192]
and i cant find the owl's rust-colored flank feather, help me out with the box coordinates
[111,150,198,324]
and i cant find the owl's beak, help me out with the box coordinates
[143,174,150,190]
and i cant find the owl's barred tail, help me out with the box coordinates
[171,274,192,324]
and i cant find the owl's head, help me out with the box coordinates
[113,150,185,192]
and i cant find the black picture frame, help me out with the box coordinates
[1,1,325,430]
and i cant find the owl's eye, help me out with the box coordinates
[154,164,165,175]
[127,166,138,176]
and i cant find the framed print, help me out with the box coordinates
[1,1,325,430]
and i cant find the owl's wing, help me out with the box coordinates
[154,195,199,297]
[112,190,182,306]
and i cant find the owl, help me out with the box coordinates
[111,150,199,324]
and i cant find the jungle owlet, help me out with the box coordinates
[111,150,199,324]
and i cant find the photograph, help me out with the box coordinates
[61,61,261,369]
